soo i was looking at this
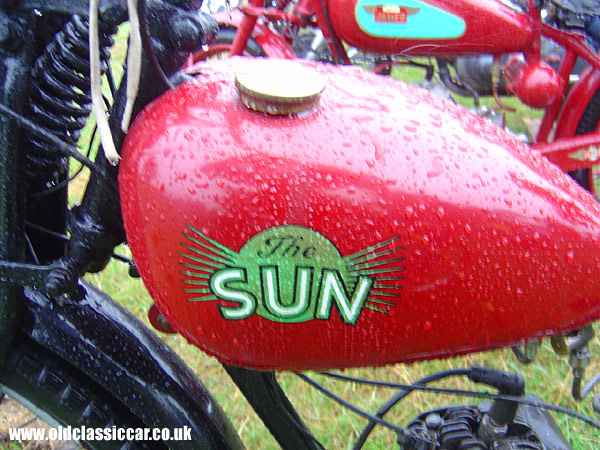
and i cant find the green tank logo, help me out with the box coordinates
[180,225,404,325]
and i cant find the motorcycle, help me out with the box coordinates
[1,0,600,449]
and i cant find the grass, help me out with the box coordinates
[4,25,600,450]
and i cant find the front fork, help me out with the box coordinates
[0,9,35,360]
[0,0,216,357]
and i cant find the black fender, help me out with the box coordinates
[19,280,243,450]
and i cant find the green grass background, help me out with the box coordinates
[34,25,600,449]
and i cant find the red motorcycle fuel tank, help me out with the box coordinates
[119,58,600,371]
[327,0,533,56]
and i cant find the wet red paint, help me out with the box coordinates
[119,59,600,370]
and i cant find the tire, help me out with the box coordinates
[0,333,166,450]
[187,28,265,65]
[568,87,600,191]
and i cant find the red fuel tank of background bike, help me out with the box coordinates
[119,59,600,371]
[328,0,533,56]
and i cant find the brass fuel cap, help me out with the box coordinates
[235,59,326,115]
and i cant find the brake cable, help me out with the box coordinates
[316,369,600,430]
[296,365,600,448]
[0,102,118,192]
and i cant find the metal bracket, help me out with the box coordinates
[0,260,53,287]
[549,325,597,401]
[511,340,540,364]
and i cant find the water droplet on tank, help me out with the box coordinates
[566,250,575,263]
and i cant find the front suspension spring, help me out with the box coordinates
[25,14,116,191]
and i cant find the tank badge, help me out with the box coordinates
[179,225,404,325]
[362,5,419,24]
[356,0,466,40]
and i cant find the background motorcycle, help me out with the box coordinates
[0,1,600,450]
[192,0,600,194]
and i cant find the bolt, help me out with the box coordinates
[128,260,140,278]
[157,314,175,333]
[44,267,72,297]
[425,413,443,430]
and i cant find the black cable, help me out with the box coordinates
[30,178,68,197]
[490,393,600,429]
[323,370,496,397]
[0,102,117,191]
[583,372,600,399]
[322,370,471,391]
[351,369,470,449]
[111,252,131,263]
[106,64,117,98]
[25,221,69,241]
[318,0,345,64]
[25,221,132,266]
[315,371,600,430]
[138,0,173,90]
[31,126,98,197]
[24,232,40,265]
[102,94,112,111]
[296,372,420,443]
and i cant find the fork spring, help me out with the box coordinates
[24,14,116,192]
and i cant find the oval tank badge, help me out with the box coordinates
[356,0,465,39]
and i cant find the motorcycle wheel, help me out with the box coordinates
[568,87,600,191]
[0,332,166,449]
[187,28,265,65]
